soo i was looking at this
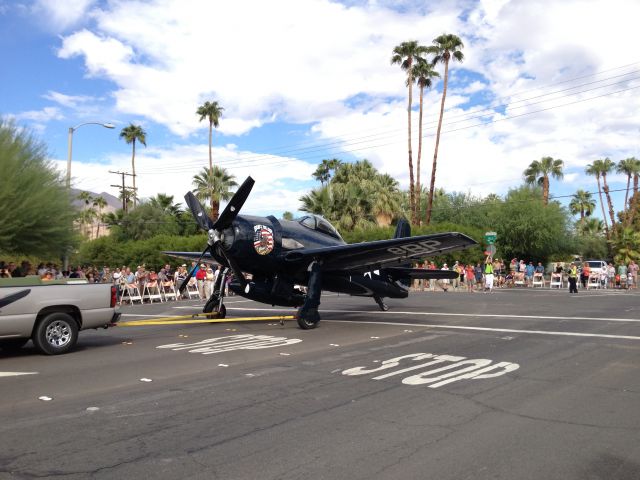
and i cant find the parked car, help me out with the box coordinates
[584,260,608,275]
[0,276,120,355]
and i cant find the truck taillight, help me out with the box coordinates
[110,285,117,308]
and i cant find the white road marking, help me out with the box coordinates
[157,334,302,355]
[38,396,52,401]
[139,378,153,382]
[328,320,640,341]
[0,372,38,377]
[226,307,640,324]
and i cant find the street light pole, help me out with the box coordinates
[65,121,115,188]
[64,121,115,271]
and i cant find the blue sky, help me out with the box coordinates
[2,0,639,220]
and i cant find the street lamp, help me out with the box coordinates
[66,121,115,188]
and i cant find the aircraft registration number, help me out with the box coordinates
[387,240,442,256]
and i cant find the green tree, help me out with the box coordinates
[148,193,182,216]
[119,124,147,208]
[93,196,108,237]
[611,226,640,264]
[391,40,428,224]
[599,157,617,230]
[299,186,332,216]
[523,156,564,205]
[425,33,465,225]
[487,185,573,263]
[192,166,237,221]
[0,119,76,256]
[282,211,294,221]
[412,58,439,223]
[577,217,604,236]
[569,189,596,225]
[312,158,342,186]
[196,100,224,173]
[111,203,180,241]
[585,159,610,239]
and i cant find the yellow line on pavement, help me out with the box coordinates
[118,315,295,327]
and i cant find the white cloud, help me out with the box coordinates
[11,106,64,123]
[43,91,96,108]
[32,0,96,31]
[54,142,316,216]
[47,0,640,216]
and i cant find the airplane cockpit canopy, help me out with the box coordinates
[297,215,342,240]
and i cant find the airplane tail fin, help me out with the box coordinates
[393,219,411,239]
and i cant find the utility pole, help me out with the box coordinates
[109,170,136,213]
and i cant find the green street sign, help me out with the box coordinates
[484,231,497,244]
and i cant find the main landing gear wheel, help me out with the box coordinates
[374,295,389,311]
[296,307,320,330]
[203,297,226,319]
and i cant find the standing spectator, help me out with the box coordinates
[607,263,616,289]
[205,266,215,297]
[440,263,450,292]
[464,264,475,293]
[525,262,535,286]
[484,255,495,293]
[175,264,188,298]
[474,262,483,289]
[629,260,638,290]
[428,261,437,291]
[581,262,590,289]
[196,264,207,300]
[568,264,578,293]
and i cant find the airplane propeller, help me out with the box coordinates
[179,176,255,295]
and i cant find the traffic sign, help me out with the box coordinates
[484,231,497,244]
[485,244,496,256]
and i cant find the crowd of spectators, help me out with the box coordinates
[411,257,638,292]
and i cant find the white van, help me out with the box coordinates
[585,260,608,275]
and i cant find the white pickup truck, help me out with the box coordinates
[0,277,120,355]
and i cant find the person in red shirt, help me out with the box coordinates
[465,264,475,292]
[196,263,207,300]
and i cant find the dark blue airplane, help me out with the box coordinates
[168,177,477,329]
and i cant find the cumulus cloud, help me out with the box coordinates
[32,0,96,31]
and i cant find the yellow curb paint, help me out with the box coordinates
[118,315,295,327]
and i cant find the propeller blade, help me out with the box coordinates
[212,176,255,230]
[184,191,215,232]
[178,246,209,294]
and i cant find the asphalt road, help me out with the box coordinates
[1,288,639,479]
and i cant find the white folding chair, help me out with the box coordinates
[162,281,177,301]
[120,284,143,304]
[186,278,200,299]
[549,274,563,289]
[587,274,600,290]
[532,273,545,288]
[144,281,163,303]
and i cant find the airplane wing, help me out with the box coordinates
[162,251,219,265]
[282,232,477,273]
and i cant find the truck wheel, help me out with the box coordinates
[33,313,78,355]
[0,338,29,351]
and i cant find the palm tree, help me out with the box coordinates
[578,217,604,236]
[119,124,147,208]
[586,159,610,239]
[196,100,224,173]
[149,193,182,216]
[425,33,464,225]
[523,156,564,205]
[192,166,237,221]
[300,186,332,216]
[616,157,640,216]
[598,157,617,230]
[372,173,402,226]
[569,189,596,225]
[412,58,439,224]
[92,196,108,237]
[625,157,640,227]
[391,40,428,224]
[312,158,342,186]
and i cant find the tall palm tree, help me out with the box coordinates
[391,40,428,224]
[586,160,610,239]
[412,58,439,224]
[569,189,596,225]
[523,156,564,205]
[598,157,617,230]
[616,157,640,215]
[625,157,640,227]
[425,33,464,225]
[192,166,237,221]
[196,100,224,173]
[119,124,147,208]
[372,173,402,226]
[300,186,332,216]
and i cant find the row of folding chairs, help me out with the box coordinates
[119,279,201,305]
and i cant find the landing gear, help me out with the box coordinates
[297,261,322,330]
[374,295,389,311]
[203,268,228,319]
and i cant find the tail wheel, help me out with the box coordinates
[32,312,78,355]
